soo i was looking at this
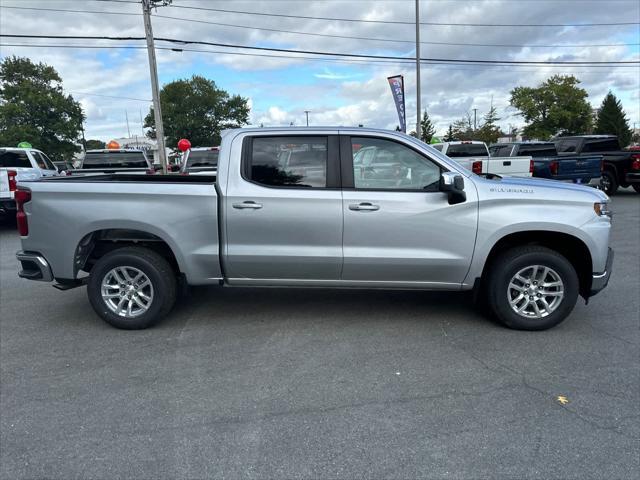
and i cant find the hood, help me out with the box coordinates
[497,175,608,200]
[473,174,609,202]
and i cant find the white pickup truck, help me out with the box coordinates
[432,141,533,177]
[0,147,60,218]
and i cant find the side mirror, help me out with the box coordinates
[440,172,466,205]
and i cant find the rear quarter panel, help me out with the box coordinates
[20,180,221,284]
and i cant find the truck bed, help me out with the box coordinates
[18,173,221,284]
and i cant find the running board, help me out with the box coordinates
[53,278,88,290]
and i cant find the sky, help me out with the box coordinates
[0,0,639,143]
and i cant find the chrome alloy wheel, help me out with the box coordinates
[100,266,154,318]
[507,265,564,318]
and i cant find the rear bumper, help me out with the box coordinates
[16,251,54,282]
[0,198,16,215]
[590,248,614,297]
[624,172,640,184]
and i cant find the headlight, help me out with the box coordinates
[594,202,612,218]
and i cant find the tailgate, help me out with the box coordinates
[0,169,10,199]
[556,155,601,178]
[486,156,532,177]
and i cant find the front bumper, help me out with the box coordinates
[590,247,614,297]
[16,251,54,282]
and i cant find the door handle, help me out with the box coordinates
[233,201,263,209]
[502,160,511,166]
[349,202,380,211]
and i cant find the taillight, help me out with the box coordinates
[15,188,31,236]
[472,160,482,175]
[7,169,17,192]
[529,159,534,174]
[631,154,640,171]
[549,160,559,175]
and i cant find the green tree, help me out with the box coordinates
[0,56,84,160]
[451,113,475,140]
[420,110,436,143]
[443,124,455,142]
[144,75,249,147]
[509,75,592,140]
[476,106,501,144]
[594,92,632,147]
[85,139,106,150]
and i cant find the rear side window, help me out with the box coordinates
[39,152,57,170]
[83,151,148,168]
[0,151,31,168]
[555,139,579,153]
[518,144,557,157]
[445,143,488,157]
[582,138,620,152]
[246,137,327,188]
[186,150,219,168]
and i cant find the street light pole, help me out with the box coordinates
[142,0,170,174]
[415,0,421,140]
[304,110,310,127]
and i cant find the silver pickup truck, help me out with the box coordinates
[15,127,613,331]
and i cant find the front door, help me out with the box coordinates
[341,135,478,286]
[224,134,343,283]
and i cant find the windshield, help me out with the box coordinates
[186,150,218,168]
[445,143,488,158]
[82,151,148,169]
[518,144,557,157]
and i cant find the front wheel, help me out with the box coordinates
[486,246,579,330]
[87,247,177,329]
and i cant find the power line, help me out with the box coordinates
[2,34,637,65]
[3,43,638,73]
[2,6,638,49]
[167,4,640,27]
[2,4,637,28]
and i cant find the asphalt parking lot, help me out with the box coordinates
[1,189,638,479]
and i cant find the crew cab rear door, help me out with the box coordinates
[223,133,343,282]
[340,133,478,286]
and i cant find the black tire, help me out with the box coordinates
[87,247,177,329]
[485,246,579,331]
[600,170,618,196]
[632,184,640,194]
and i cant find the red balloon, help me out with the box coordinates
[177,138,191,152]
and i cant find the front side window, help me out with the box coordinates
[247,137,327,188]
[352,137,441,191]
[31,151,47,169]
[38,152,57,170]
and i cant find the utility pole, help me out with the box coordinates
[415,0,422,139]
[142,0,170,173]
[473,108,478,131]
[304,110,310,127]
[125,110,131,138]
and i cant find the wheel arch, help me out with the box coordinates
[477,230,593,299]
[74,226,184,279]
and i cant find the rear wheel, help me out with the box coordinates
[486,246,579,330]
[87,247,177,329]
[600,170,618,196]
